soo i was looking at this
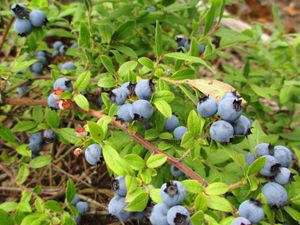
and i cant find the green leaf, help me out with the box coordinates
[0,126,17,143]
[16,164,30,184]
[97,76,116,88]
[146,154,167,168]
[57,128,80,144]
[187,110,204,137]
[34,198,45,213]
[74,71,91,91]
[215,27,252,47]
[66,179,76,203]
[79,22,91,48]
[125,191,149,212]
[138,57,154,69]
[207,195,232,212]
[29,155,52,169]
[16,144,31,158]
[118,61,137,77]
[171,68,195,80]
[12,121,37,132]
[182,179,203,193]
[0,209,14,225]
[204,0,221,35]
[74,94,89,110]
[153,99,172,118]
[124,154,145,170]
[126,175,138,194]
[45,200,61,212]
[195,193,207,211]
[32,106,44,123]
[164,53,213,72]
[113,45,137,59]
[100,55,115,73]
[284,206,300,221]
[112,20,135,41]
[45,109,60,128]
[87,121,104,143]
[152,90,175,103]
[205,182,229,196]
[155,21,162,58]
[149,188,162,204]
[0,202,18,212]
[247,156,266,175]
[191,211,204,225]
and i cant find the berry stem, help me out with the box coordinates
[0,17,14,52]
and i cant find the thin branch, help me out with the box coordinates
[0,17,14,52]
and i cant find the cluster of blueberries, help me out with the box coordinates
[52,41,78,58]
[196,91,252,143]
[68,194,89,224]
[11,3,47,36]
[150,180,192,225]
[232,143,293,224]
[175,35,205,54]
[108,176,144,222]
[28,129,56,157]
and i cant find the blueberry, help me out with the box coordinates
[70,43,78,48]
[109,87,128,105]
[72,215,81,225]
[238,199,264,224]
[36,55,48,66]
[17,81,31,95]
[28,132,43,155]
[135,79,155,100]
[60,61,76,71]
[255,143,273,157]
[29,10,47,27]
[232,115,252,136]
[51,50,59,58]
[84,144,102,165]
[112,176,127,197]
[274,167,292,185]
[199,44,205,54]
[132,100,154,120]
[221,91,240,100]
[70,194,80,205]
[59,45,67,55]
[260,155,280,177]
[167,205,190,225]
[36,51,47,57]
[43,129,56,143]
[108,196,131,222]
[197,96,218,118]
[149,203,170,225]
[116,103,134,122]
[53,78,73,91]
[262,182,288,207]
[164,115,180,132]
[47,93,59,109]
[146,7,156,12]
[173,126,188,141]
[131,211,144,221]
[218,97,243,123]
[31,62,44,74]
[53,41,63,50]
[183,41,190,51]
[231,217,251,225]
[121,82,136,95]
[245,154,256,166]
[273,145,293,167]
[175,36,189,48]
[170,165,184,178]
[76,201,89,214]
[13,18,32,36]
[209,120,234,143]
[11,3,27,18]
[160,180,186,207]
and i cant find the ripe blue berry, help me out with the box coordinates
[11,3,27,18]
[47,93,59,109]
[76,201,89,214]
[13,18,32,36]
[231,217,251,225]
[29,10,47,27]
[131,211,144,221]
[274,167,292,185]
[132,100,154,120]
[175,36,188,48]
[135,79,155,100]
[28,132,43,155]
[197,96,218,118]
[70,43,78,48]
[121,82,136,95]
[170,165,184,178]
[53,78,73,91]
[17,81,31,95]
[59,45,67,55]
[167,205,190,225]
[84,144,102,165]
[245,154,256,166]
[60,61,76,71]
[149,203,170,225]
[199,44,206,54]
[109,87,128,105]
[164,115,180,132]
[260,155,280,177]
[273,145,293,167]
[43,129,56,143]
[233,115,252,135]
[238,199,264,224]
[53,41,63,50]
[160,180,186,207]
[209,120,234,143]
[218,97,243,123]
[36,51,47,57]
[255,143,272,157]
[117,103,134,122]
[173,126,188,141]
[36,55,48,66]
[262,182,288,207]
[70,194,80,205]
[112,176,127,197]
[31,62,44,74]
[108,196,131,222]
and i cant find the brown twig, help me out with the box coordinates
[0,17,14,52]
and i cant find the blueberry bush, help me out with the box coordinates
[0,0,300,225]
